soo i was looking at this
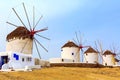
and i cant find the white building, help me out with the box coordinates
[0,51,41,71]
[49,58,74,63]
[61,41,80,62]
[103,50,115,66]
[84,47,98,64]
[6,27,33,54]
[2,27,49,71]
[49,41,80,63]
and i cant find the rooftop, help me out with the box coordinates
[6,27,31,41]
[103,50,115,55]
[84,47,98,53]
[62,41,79,48]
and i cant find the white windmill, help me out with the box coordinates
[0,3,50,70]
[84,47,98,64]
[61,40,80,62]
[102,50,115,66]
[94,41,118,66]
[109,44,120,66]
[6,3,50,59]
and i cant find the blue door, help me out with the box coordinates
[0,56,8,68]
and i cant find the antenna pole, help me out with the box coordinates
[12,8,27,28]
[23,3,31,30]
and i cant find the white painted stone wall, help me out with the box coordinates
[103,55,115,66]
[49,58,74,63]
[61,47,80,62]
[0,52,34,70]
[35,58,50,67]
[8,52,34,69]
[83,53,98,64]
[6,38,33,54]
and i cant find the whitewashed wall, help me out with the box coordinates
[103,55,115,66]
[49,58,74,63]
[84,53,98,63]
[61,47,80,62]
[8,52,34,69]
[6,38,33,54]
[34,58,50,67]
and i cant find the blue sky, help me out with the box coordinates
[0,0,120,60]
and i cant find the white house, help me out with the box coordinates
[103,50,115,66]
[84,47,98,64]
[0,51,41,71]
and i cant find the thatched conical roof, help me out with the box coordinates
[84,47,98,53]
[6,26,31,41]
[103,50,115,55]
[62,41,79,48]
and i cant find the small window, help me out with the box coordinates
[105,63,107,66]
[29,57,32,61]
[72,53,74,55]
[73,60,74,62]
[22,58,24,62]
[86,53,88,56]
[61,49,63,51]
[62,59,64,62]
[94,61,97,63]
[27,57,32,61]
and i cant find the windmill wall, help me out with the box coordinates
[6,38,33,54]
[103,55,115,66]
[84,53,98,63]
[61,47,80,62]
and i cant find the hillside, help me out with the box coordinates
[0,67,120,80]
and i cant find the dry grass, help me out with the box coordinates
[0,67,120,80]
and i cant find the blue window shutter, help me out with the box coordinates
[13,54,19,60]
[16,55,19,60]
[13,54,16,58]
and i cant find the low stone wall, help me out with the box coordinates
[50,63,104,68]
[35,58,50,67]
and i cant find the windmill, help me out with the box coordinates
[73,31,90,62]
[110,43,120,65]
[6,3,50,59]
[94,41,116,66]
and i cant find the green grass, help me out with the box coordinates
[0,67,120,80]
